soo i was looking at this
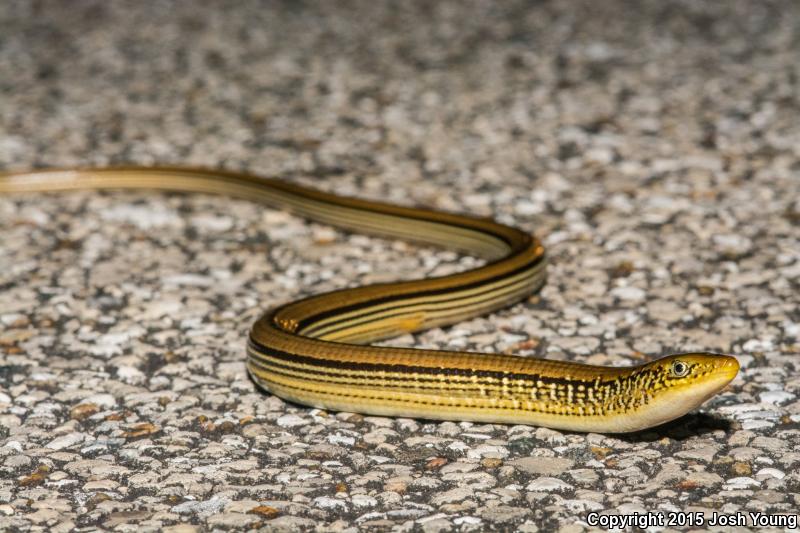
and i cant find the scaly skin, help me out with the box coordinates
[1,167,740,432]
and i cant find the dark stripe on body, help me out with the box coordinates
[246,338,616,390]
[261,177,527,249]
[302,265,546,338]
[292,253,545,332]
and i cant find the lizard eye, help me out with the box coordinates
[670,360,690,378]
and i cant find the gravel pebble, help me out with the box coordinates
[45,433,86,451]
[526,477,574,493]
